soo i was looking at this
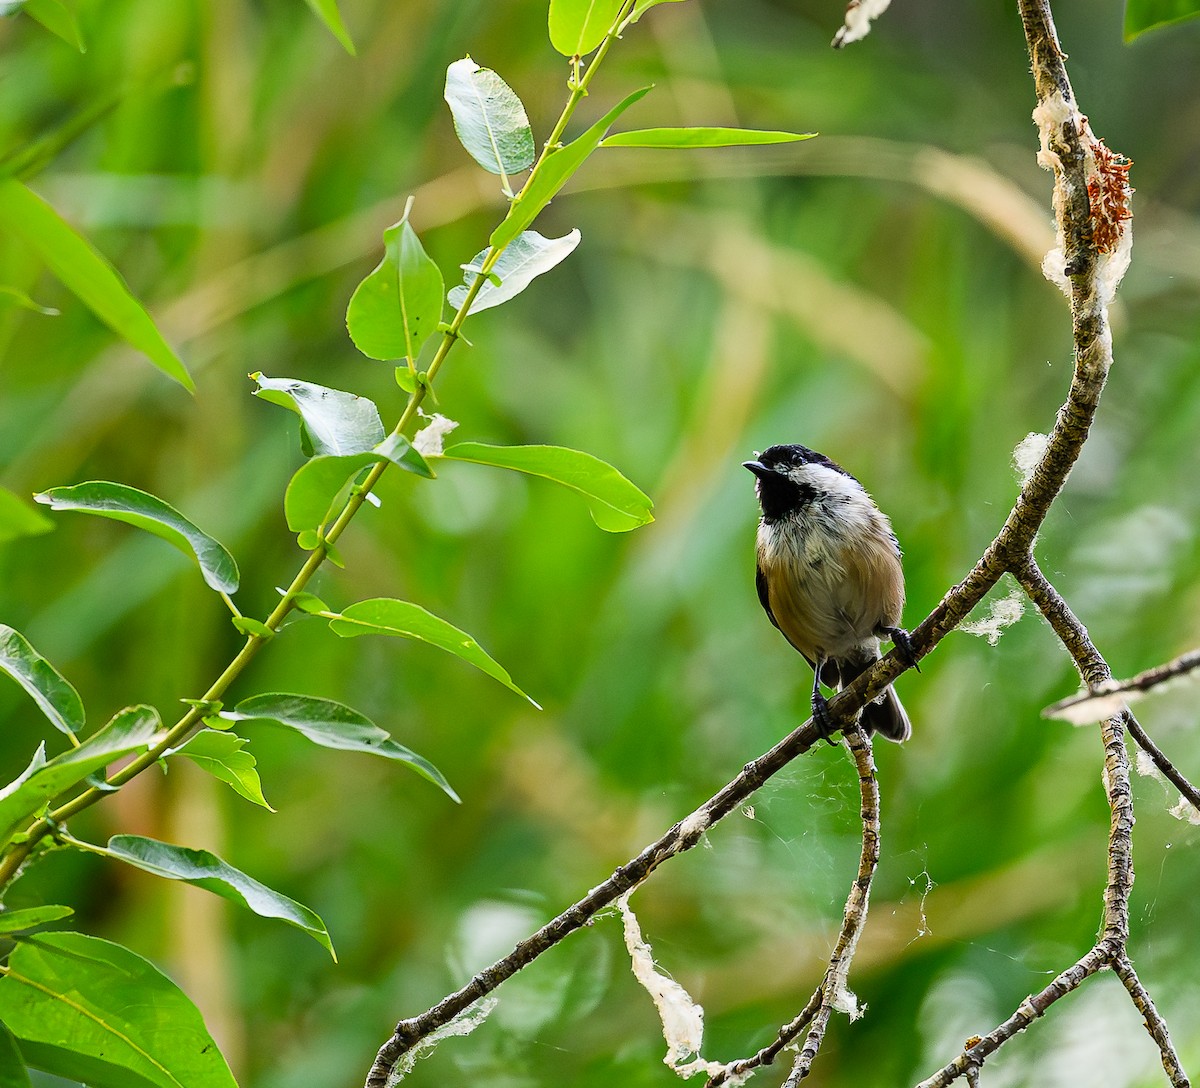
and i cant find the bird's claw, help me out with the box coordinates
[811,692,840,745]
[886,626,921,673]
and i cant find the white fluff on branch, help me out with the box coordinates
[1031,91,1133,312]
[413,411,459,456]
[832,0,893,46]
[960,585,1026,646]
[386,997,498,1086]
[1012,432,1050,487]
[617,892,750,1085]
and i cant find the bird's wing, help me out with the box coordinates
[757,562,826,676]
[755,563,780,629]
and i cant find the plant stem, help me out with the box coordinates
[0,7,634,896]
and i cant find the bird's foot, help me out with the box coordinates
[884,626,920,672]
[811,691,840,745]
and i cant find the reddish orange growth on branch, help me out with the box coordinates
[1086,135,1133,254]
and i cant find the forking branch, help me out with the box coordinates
[362,1,1198,1085]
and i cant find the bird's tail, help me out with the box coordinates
[860,684,911,743]
[834,655,912,743]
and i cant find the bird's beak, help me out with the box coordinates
[743,460,773,480]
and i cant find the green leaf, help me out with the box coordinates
[444,57,535,182]
[4,0,84,50]
[449,229,581,315]
[347,202,445,363]
[328,599,539,707]
[0,286,59,316]
[627,0,688,23]
[0,1022,31,1088]
[441,442,654,532]
[231,616,274,639]
[1124,0,1200,37]
[0,931,237,1088]
[34,481,239,594]
[383,432,433,480]
[0,905,73,935]
[601,126,817,148]
[549,0,624,56]
[290,591,329,615]
[251,373,385,456]
[284,454,369,532]
[171,729,273,810]
[0,625,84,738]
[284,436,433,534]
[490,86,651,250]
[105,835,334,958]
[25,0,82,50]
[0,488,53,544]
[302,0,356,53]
[0,706,160,847]
[224,692,459,801]
[0,179,191,391]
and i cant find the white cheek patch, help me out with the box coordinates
[794,464,890,541]
[792,462,859,500]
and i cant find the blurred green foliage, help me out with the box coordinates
[1,1,1199,1086]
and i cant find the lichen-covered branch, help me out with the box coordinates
[361,2,1191,1086]
[706,727,880,1088]
[1113,956,1192,1088]
[364,716,826,1087]
[914,942,1116,1088]
[784,726,879,1086]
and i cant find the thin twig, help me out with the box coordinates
[1039,645,1200,814]
[905,0,1186,1081]
[785,726,880,1086]
[1011,558,1109,684]
[1017,563,1137,925]
[912,640,1134,1088]
[707,727,880,1088]
[706,989,822,1088]
[1051,649,1200,704]
[1122,712,1200,814]
[1112,956,1193,1088]
[914,942,1116,1088]
[1021,562,1200,812]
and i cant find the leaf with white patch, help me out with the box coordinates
[449,230,581,315]
[444,58,534,184]
[252,373,385,457]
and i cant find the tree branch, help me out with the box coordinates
[364,717,821,1087]
[914,941,1116,1088]
[706,727,880,1088]
[785,726,879,1086]
[1051,648,1200,705]
[361,3,1189,1085]
[1113,955,1192,1088]
[1122,712,1200,815]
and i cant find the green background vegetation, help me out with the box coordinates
[1,1,1199,1085]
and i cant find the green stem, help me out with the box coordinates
[543,2,631,153]
[0,277,482,893]
[0,6,634,895]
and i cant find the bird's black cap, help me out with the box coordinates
[744,444,854,519]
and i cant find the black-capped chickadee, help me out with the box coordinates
[744,444,914,743]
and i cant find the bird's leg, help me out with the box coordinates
[881,626,920,673]
[811,657,839,744]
